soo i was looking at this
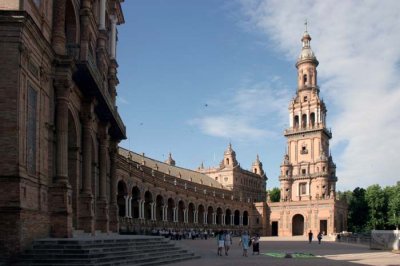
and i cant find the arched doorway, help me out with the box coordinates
[155,195,164,221]
[198,204,205,224]
[292,214,305,236]
[188,203,195,224]
[178,200,185,223]
[117,180,127,217]
[167,198,175,222]
[243,211,249,226]
[225,209,231,225]
[144,191,153,220]
[216,207,223,225]
[207,206,213,224]
[131,186,140,219]
[234,210,240,225]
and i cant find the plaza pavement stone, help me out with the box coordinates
[165,236,400,266]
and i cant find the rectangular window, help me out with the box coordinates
[299,183,307,195]
[27,86,37,175]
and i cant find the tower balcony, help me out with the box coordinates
[284,124,331,138]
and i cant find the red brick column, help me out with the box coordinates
[49,80,73,238]
[52,0,67,55]
[109,141,119,232]
[78,101,94,234]
[96,122,110,233]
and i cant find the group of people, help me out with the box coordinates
[151,228,211,240]
[308,230,324,244]
[216,231,260,257]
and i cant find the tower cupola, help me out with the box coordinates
[223,143,238,167]
[252,154,264,176]
[165,152,176,166]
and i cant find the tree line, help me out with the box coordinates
[267,182,400,232]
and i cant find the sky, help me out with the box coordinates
[116,0,400,191]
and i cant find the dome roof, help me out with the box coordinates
[297,30,318,65]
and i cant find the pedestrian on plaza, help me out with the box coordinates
[308,230,313,243]
[217,230,225,256]
[224,230,232,256]
[317,232,323,244]
[239,231,250,257]
[204,230,208,240]
[252,234,260,255]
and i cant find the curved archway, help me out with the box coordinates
[234,210,240,225]
[292,214,305,236]
[117,180,127,217]
[65,0,79,44]
[188,203,195,224]
[216,207,223,225]
[155,195,164,221]
[198,204,205,224]
[144,191,153,220]
[207,206,214,225]
[243,211,249,226]
[225,209,232,225]
[167,198,175,222]
[178,200,185,223]
[131,186,140,219]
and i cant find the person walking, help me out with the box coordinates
[224,231,232,256]
[317,232,323,244]
[252,234,260,255]
[308,230,313,243]
[217,230,225,256]
[239,231,250,257]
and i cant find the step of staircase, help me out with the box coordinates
[11,235,200,266]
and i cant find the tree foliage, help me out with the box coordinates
[341,183,400,232]
[268,187,280,202]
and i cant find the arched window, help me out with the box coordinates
[303,74,307,84]
[226,158,229,165]
[310,113,315,127]
[294,115,299,129]
[302,114,307,128]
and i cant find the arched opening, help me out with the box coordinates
[188,203,195,224]
[302,114,307,129]
[144,191,153,220]
[303,74,307,85]
[198,204,205,224]
[65,0,78,44]
[226,158,230,165]
[155,195,164,221]
[207,206,213,224]
[294,115,299,129]
[234,210,240,225]
[178,200,185,223]
[68,110,79,228]
[225,209,232,225]
[167,198,175,222]
[310,112,315,127]
[292,214,305,236]
[117,180,127,217]
[216,207,223,225]
[131,186,140,219]
[243,211,249,226]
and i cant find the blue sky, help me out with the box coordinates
[116,0,400,191]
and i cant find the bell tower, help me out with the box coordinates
[280,26,337,201]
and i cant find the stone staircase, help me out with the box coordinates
[11,235,199,266]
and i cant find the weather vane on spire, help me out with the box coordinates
[304,19,308,32]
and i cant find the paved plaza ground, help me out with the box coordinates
[169,236,399,266]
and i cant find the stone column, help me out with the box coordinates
[231,214,234,226]
[184,209,188,224]
[162,205,166,222]
[124,196,129,218]
[213,213,216,225]
[52,0,67,55]
[110,15,117,59]
[194,211,198,224]
[150,203,156,221]
[99,0,106,30]
[173,207,178,223]
[96,123,110,232]
[240,216,243,226]
[78,101,95,234]
[204,213,207,225]
[109,142,119,232]
[49,80,72,238]
[128,196,132,218]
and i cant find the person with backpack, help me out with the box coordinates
[224,231,232,256]
[317,232,323,244]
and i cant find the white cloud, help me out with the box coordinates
[189,78,291,142]
[239,0,400,190]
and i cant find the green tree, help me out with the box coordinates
[386,183,400,229]
[348,187,369,232]
[268,187,280,202]
[365,185,388,230]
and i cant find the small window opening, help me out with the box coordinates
[303,74,307,84]
[302,169,306,175]
[304,96,308,102]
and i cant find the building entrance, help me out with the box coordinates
[320,220,327,235]
[292,214,304,236]
[271,221,278,236]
